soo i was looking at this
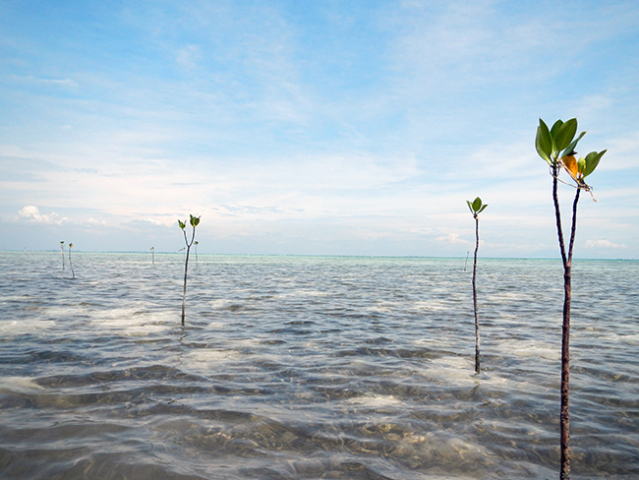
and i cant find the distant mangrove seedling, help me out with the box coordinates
[178,214,200,325]
[150,246,155,266]
[68,243,75,279]
[60,241,65,271]
[466,197,487,375]
[535,118,606,480]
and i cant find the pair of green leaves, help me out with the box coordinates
[178,214,201,230]
[536,118,583,164]
[577,150,607,180]
[535,118,606,180]
[467,197,488,217]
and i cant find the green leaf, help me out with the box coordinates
[536,128,551,163]
[561,131,586,158]
[178,220,186,230]
[577,157,586,175]
[472,197,482,212]
[478,204,488,214]
[466,200,474,214]
[190,215,201,227]
[550,119,563,138]
[554,118,577,152]
[582,150,606,178]
[536,121,552,163]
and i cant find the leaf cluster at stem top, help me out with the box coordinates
[467,197,488,217]
[179,214,201,231]
[536,118,605,180]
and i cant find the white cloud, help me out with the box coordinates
[86,217,107,226]
[17,206,67,225]
[584,239,627,249]
[436,233,472,246]
[9,75,79,88]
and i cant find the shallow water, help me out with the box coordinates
[0,252,637,480]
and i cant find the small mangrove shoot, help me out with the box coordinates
[150,246,155,266]
[68,243,75,279]
[466,197,487,374]
[178,214,200,325]
[535,118,605,480]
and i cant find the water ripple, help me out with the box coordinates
[0,253,638,479]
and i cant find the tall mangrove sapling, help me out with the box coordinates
[466,197,487,374]
[178,215,200,325]
[535,118,605,480]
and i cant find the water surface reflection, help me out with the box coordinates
[0,253,637,479]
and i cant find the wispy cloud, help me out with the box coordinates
[86,217,107,226]
[436,233,472,246]
[9,75,79,88]
[585,239,627,250]
[17,206,67,225]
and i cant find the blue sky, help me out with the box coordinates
[1,0,638,258]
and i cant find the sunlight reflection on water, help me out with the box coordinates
[0,252,638,479]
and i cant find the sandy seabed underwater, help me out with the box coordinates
[1,252,638,479]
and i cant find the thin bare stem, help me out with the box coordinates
[560,268,571,480]
[553,167,583,480]
[552,162,570,479]
[559,188,581,480]
[568,189,581,262]
[552,164,567,269]
[181,225,197,326]
[68,248,75,280]
[181,248,190,325]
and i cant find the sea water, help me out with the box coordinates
[0,252,637,479]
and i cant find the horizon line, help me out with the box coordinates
[2,249,636,262]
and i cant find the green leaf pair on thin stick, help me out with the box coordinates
[178,214,200,326]
[466,196,487,374]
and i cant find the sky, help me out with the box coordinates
[1,0,638,258]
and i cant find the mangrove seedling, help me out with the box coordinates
[178,214,200,325]
[466,197,487,375]
[150,246,155,266]
[535,118,606,480]
[68,243,75,279]
[60,241,65,271]
[194,241,199,267]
